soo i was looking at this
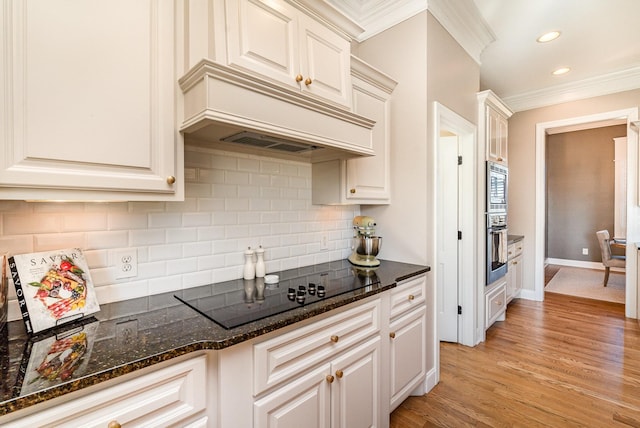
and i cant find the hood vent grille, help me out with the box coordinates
[222,131,322,154]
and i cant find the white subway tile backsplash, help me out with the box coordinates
[167,227,198,243]
[167,257,198,275]
[3,145,360,322]
[109,213,148,230]
[238,158,260,172]
[148,213,182,229]
[86,231,129,249]
[5,213,62,234]
[130,229,166,246]
[182,241,213,257]
[149,243,183,261]
[34,233,87,251]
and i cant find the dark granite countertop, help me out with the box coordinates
[508,234,524,244]
[0,259,429,417]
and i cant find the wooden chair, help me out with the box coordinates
[595,230,625,286]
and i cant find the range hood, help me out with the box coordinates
[179,60,375,162]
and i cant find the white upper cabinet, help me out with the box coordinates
[312,57,396,204]
[478,90,512,167]
[225,0,352,108]
[0,0,183,201]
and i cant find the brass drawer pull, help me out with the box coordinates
[326,374,334,383]
[330,335,339,343]
[390,332,396,339]
[336,370,344,379]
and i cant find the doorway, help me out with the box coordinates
[433,102,476,346]
[533,108,640,318]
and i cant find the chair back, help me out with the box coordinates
[596,230,613,263]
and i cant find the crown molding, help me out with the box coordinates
[326,0,427,41]
[503,65,640,112]
[426,0,494,64]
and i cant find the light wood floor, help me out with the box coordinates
[390,292,640,427]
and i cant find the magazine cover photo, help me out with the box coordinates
[9,248,100,334]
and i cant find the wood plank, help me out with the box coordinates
[391,291,640,427]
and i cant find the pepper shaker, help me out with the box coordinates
[255,246,265,278]
[243,247,255,280]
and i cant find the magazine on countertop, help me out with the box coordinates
[9,248,100,334]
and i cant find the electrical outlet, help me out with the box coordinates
[115,248,138,279]
[320,234,329,250]
[582,248,589,255]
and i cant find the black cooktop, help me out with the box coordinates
[175,268,380,329]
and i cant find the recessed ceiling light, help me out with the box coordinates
[537,31,561,43]
[552,67,571,75]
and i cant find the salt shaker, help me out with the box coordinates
[255,246,265,278]
[243,247,255,280]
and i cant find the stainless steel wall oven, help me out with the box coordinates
[487,161,508,213]
[486,212,508,284]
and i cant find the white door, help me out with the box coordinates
[437,135,460,342]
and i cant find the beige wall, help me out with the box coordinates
[353,11,479,266]
[508,88,640,295]
[546,125,626,261]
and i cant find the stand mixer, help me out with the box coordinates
[348,216,382,267]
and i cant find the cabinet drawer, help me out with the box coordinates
[485,282,507,327]
[390,275,427,319]
[508,241,523,259]
[7,356,207,428]
[254,298,381,395]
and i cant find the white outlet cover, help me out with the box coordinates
[115,248,138,279]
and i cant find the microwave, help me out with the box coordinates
[487,161,508,213]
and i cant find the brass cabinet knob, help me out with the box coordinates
[513,261,518,265]
[166,175,176,185]
[496,300,503,306]
[408,294,415,301]
[335,370,344,379]
[304,77,312,86]
[389,332,396,339]
[295,74,303,82]
[326,374,335,383]
[108,421,122,428]
[330,335,339,343]
[497,157,504,162]
[350,188,356,194]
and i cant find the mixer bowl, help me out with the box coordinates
[353,236,381,258]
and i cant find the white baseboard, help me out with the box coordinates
[545,258,625,272]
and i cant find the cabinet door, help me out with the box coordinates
[225,0,351,108]
[497,113,508,164]
[389,306,427,411]
[345,74,391,202]
[330,336,381,428]
[486,106,501,163]
[505,260,515,302]
[512,253,523,297]
[0,0,180,199]
[225,0,299,87]
[254,363,331,428]
[297,13,351,107]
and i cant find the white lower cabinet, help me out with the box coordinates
[506,239,524,303]
[485,280,507,329]
[4,355,208,428]
[389,306,427,411]
[254,336,381,428]
[388,275,428,411]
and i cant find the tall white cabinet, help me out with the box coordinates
[0,0,183,201]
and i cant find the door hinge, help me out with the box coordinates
[458,305,462,315]
[458,155,463,165]
[458,231,462,240]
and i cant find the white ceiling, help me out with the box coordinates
[328,0,640,112]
